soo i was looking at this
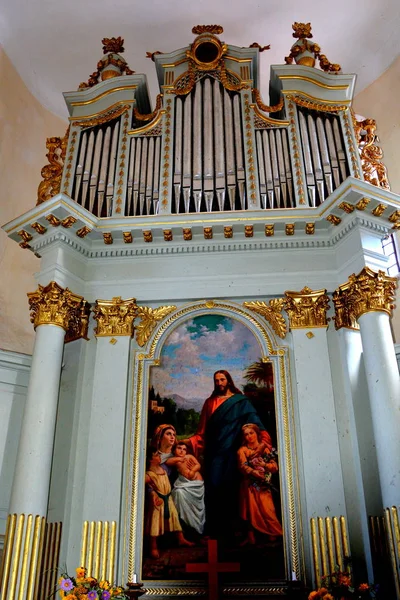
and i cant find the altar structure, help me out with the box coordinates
[1,23,400,600]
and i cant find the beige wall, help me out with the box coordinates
[0,47,67,354]
[353,55,400,341]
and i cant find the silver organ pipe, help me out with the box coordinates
[98,126,111,216]
[89,129,103,214]
[254,128,295,210]
[125,134,162,216]
[297,107,349,205]
[233,94,245,209]
[223,89,235,210]
[182,96,192,213]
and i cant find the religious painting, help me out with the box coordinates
[142,314,285,584]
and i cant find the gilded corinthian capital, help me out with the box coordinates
[284,286,330,329]
[334,267,397,326]
[28,281,90,341]
[93,297,138,337]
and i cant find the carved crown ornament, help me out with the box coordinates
[78,37,135,91]
[285,22,341,73]
[93,297,138,337]
[284,286,330,329]
[27,281,90,342]
[333,267,397,328]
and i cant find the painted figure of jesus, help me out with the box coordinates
[186,370,273,538]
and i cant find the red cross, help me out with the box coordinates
[186,539,240,600]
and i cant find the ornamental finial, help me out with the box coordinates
[192,25,223,35]
[102,36,125,54]
[285,22,341,73]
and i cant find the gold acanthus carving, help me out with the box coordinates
[135,305,177,347]
[252,89,284,114]
[37,129,69,205]
[28,281,90,341]
[78,37,135,90]
[243,299,287,339]
[332,282,359,331]
[284,286,330,329]
[72,104,131,128]
[335,267,397,324]
[286,94,347,113]
[354,116,390,190]
[192,25,224,35]
[93,297,138,337]
[285,22,341,73]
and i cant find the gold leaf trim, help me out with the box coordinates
[284,286,330,329]
[93,296,138,337]
[192,24,223,35]
[133,94,163,122]
[72,104,130,129]
[135,305,177,347]
[243,299,287,339]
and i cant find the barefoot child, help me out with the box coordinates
[145,447,194,558]
[166,442,206,535]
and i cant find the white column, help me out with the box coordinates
[358,311,400,508]
[9,324,66,516]
[291,328,347,519]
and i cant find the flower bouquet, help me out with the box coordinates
[247,448,279,490]
[308,568,378,600]
[58,567,128,599]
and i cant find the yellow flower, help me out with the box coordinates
[359,583,370,591]
[59,591,65,598]
[322,595,334,600]
[99,580,111,590]
[73,586,88,595]
[308,592,319,600]
[80,596,88,600]
[65,595,78,600]
[112,588,123,596]
[76,567,87,579]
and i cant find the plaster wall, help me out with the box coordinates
[0,46,67,355]
[353,55,400,340]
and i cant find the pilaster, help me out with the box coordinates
[284,287,347,527]
[82,297,137,522]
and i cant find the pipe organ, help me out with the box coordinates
[42,24,390,223]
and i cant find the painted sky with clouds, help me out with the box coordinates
[150,315,262,412]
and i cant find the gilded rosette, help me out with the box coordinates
[284,286,330,329]
[339,267,397,322]
[28,281,89,339]
[93,296,138,337]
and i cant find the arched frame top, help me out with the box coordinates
[121,299,304,593]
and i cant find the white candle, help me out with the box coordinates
[132,573,137,584]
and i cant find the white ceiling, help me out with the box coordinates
[1,0,399,120]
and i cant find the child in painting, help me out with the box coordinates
[145,447,194,558]
[237,423,283,545]
[166,442,206,535]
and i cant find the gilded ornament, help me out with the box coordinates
[284,286,330,329]
[244,225,253,238]
[338,202,355,214]
[123,232,133,243]
[392,222,400,230]
[339,267,397,321]
[205,300,216,309]
[183,228,192,241]
[285,23,341,73]
[252,89,284,114]
[249,43,271,52]
[61,216,77,228]
[192,25,224,35]
[76,226,92,238]
[204,227,213,239]
[355,198,370,211]
[134,94,163,122]
[326,215,342,226]
[31,222,47,234]
[72,104,131,129]
[46,214,61,227]
[103,233,113,245]
[388,210,400,223]
[18,230,33,244]
[286,94,347,114]
[37,129,69,205]
[243,299,287,339]
[143,230,153,243]
[285,224,295,236]
[353,116,390,190]
[93,296,138,337]
[305,223,315,235]
[78,38,135,90]
[332,283,359,331]
[372,204,387,217]
[28,281,90,341]
[265,224,274,237]
[224,226,233,239]
[306,331,315,339]
[163,230,173,241]
[135,305,177,347]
